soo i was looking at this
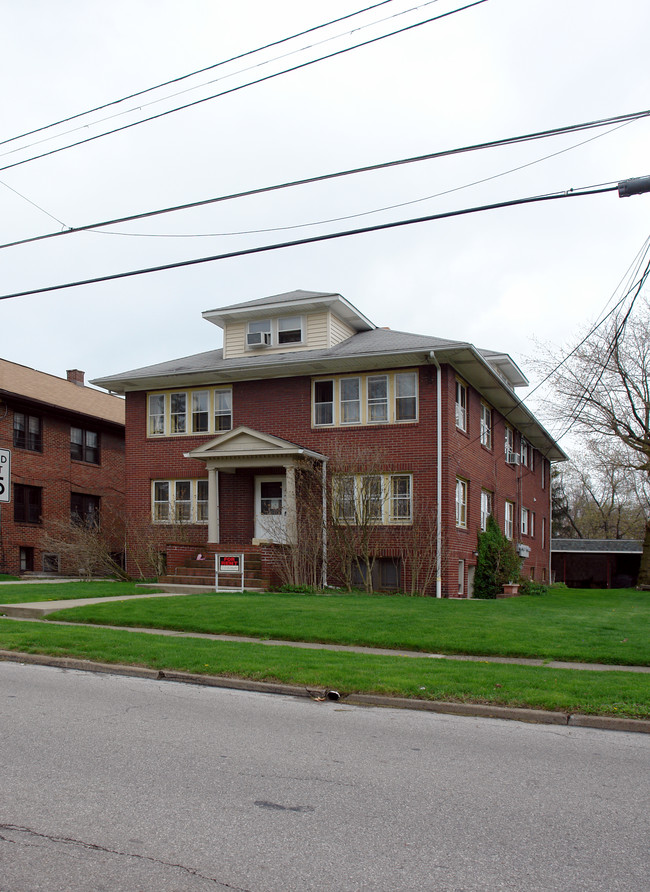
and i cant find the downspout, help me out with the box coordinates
[428,351,443,598]
[321,458,328,587]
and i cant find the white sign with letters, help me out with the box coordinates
[0,449,10,503]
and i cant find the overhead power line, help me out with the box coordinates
[0,0,398,151]
[0,0,487,175]
[0,183,618,302]
[2,107,647,254]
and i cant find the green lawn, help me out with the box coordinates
[0,581,159,604]
[0,618,647,718]
[43,586,650,666]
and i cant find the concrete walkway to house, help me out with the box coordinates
[0,590,648,674]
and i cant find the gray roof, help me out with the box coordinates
[551,539,643,554]
[205,289,339,313]
[94,327,467,386]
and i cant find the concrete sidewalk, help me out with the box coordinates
[1,593,648,674]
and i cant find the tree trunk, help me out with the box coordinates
[637,519,650,588]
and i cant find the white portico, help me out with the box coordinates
[185,426,327,545]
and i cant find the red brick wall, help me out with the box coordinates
[124,362,551,595]
[0,401,125,576]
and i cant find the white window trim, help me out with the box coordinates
[313,371,418,427]
[246,316,305,349]
[521,506,529,536]
[151,479,209,524]
[505,500,514,539]
[480,490,492,532]
[456,478,468,528]
[333,473,413,525]
[455,379,467,432]
[480,402,492,449]
[148,388,233,437]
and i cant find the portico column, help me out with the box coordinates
[208,465,219,543]
[285,463,297,544]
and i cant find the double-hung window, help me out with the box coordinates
[277,316,303,345]
[395,372,417,421]
[71,493,100,527]
[214,389,232,431]
[334,474,412,525]
[455,380,467,431]
[14,412,42,452]
[14,484,42,524]
[340,377,361,424]
[71,427,99,463]
[314,380,334,425]
[152,479,208,524]
[504,425,514,457]
[521,506,529,536]
[480,490,492,531]
[455,478,468,528]
[390,475,412,523]
[170,393,187,434]
[480,403,492,449]
[504,501,514,539]
[148,394,165,435]
[191,391,209,433]
[367,376,388,423]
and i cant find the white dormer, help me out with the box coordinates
[202,290,375,359]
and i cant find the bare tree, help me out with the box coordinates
[552,443,648,540]
[543,293,650,584]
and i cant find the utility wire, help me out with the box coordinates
[0,0,398,150]
[0,184,616,303]
[0,0,487,175]
[6,1,443,160]
[91,121,634,240]
[1,107,646,254]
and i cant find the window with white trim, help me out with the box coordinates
[333,474,412,525]
[504,500,514,539]
[455,380,467,431]
[152,479,209,523]
[313,371,418,427]
[277,315,303,345]
[340,377,361,424]
[367,375,388,423]
[148,388,233,437]
[505,425,514,456]
[480,403,492,449]
[458,559,465,596]
[395,372,417,421]
[170,393,187,434]
[521,506,529,536]
[480,489,492,531]
[455,478,468,528]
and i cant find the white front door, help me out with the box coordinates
[254,476,286,542]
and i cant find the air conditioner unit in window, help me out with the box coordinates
[247,331,271,347]
[506,451,520,465]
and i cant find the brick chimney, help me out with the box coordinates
[66,369,85,387]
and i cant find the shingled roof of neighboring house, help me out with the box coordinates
[0,359,125,426]
[551,539,643,554]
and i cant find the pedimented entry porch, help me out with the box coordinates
[185,426,327,546]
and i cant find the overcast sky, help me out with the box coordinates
[2,0,649,443]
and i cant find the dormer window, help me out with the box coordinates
[247,320,271,347]
[278,315,303,345]
[245,316,304,349]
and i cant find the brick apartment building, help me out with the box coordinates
[0,360,125,576]
[93,290,566,596]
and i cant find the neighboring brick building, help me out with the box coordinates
[0,360,125,576]
[94,290,565,596]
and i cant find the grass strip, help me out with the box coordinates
[45,587,650,666]
[0,618,647,719]
[0,581,159,604]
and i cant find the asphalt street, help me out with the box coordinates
[1,660,648,891]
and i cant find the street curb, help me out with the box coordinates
[2,649,649,733]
